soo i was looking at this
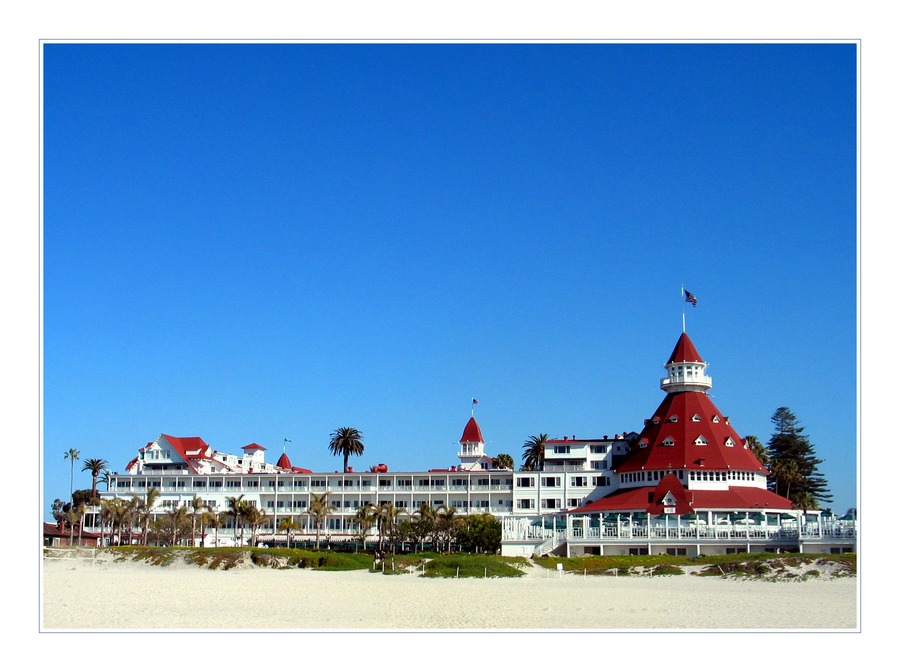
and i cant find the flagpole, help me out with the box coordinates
[681,286,686,333]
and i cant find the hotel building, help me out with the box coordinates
[96,331,857,557]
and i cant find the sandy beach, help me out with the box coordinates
[41,555,857,631]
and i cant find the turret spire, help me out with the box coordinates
[660,332,712,394]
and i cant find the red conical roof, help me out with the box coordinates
[617,391,765,474]
[276,452,292,469]
[667,332,704,364]
[460,416,484,443]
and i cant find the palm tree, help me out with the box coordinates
[139,486,161,545]
[307,492,335,549]
[352,505,376,551]
[412,502,437,551]
[521,434,548,471]
[492,453,514,470]
[217,512,229,547]
[225,495,249,546]
[64,448,81,501]
[197,509,217,548]
[190,495,206,546]
[279,516,301,548]
[81,458,109,499]
[435,504,459,553]
[744,435,768,466]
[328,427,365,473]
[376,502,403,553]
[770,458,802,501]
[165,504,189,546]
[243,503,267,547]
[65,503,85,546]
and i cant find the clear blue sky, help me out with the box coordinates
[42,42,858,517]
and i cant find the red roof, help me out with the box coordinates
[460,416,484,443]
[667,331,704,364]
[160,435,212,473]
[567,482,793,515]
[617,391,765,474]
[276,452,292,469]
[242,443,266,451]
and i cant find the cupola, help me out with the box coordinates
[660,332,712,394]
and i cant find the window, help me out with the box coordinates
[516,499,535,509]
[567,498,581,507]
[541,498,562,509]
[590,445,606,453]
[541,476,561,487]
[694,435,708,446]
[692,414,701,422]
[662,436,675,446]
[571,476,587,487]
[669,415,679,423]
[666,548,687,556]
[712,415,720,423]
[516,477,535,488]
[725,437,735,447]
[591,476,609,486]
[553,446,571,454]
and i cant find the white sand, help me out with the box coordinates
[41,556,857,631]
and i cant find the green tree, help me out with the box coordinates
[744,435,768,466]
[307,492,335,549]
[434,505,460,553]
[81,458,109,500]
[411,502,437,551]
[492,453,514,470]
[353,504,377,551]
[198,509,218,548]
[766,407,832,507]
[164,504,189,546]
[225,495,249,546]
[456,513,502,554]
[279,515,301,548]
[521,434,548,471]
[139,486,161,545]
[190,495,206,546]
[243,503,267,547]
[328,427,365,473]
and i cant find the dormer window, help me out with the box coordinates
[662,436,675,446]
[694,435,708,446]
[652,416,661,425]
[725,437,735,447]
[668,415,679,423]
[712,415,720,423]
[691,414,701,422]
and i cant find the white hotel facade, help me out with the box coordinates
[96,331,857,557]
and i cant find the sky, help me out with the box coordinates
[41,42,858,518]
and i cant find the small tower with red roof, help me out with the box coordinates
[457,414,491,471]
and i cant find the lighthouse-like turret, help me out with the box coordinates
[457,415,489,471]
[660,332,712,393]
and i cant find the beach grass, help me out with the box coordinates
[534,551,856,579]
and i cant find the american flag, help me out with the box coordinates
[684,290,698,307]
[472,398,479,405]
